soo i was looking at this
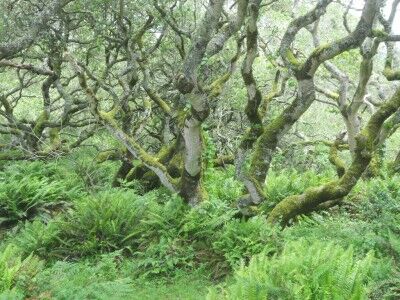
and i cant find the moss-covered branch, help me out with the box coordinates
[329,133,347,178]
[267,85,400,225]
[67,53,179,193]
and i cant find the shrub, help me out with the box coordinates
[352,175,400,227]
[132,236,196,278]
[209,239,375,300]
[130,193,193,277]
[348,174,400,258]
[0,245,21,293]
[71,156,118,191]
[176,200,237,277]
[282,214,383,256]
[182,201,280,276]
[41,187,194,276]
[181,200,236,241]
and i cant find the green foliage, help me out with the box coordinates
[283,214,382,257]
[352,174,400,224]
[209,239,375,300]
[126,272,210,300]
[0,162,84,226]
[9,187,280,278]
[212,217,280,268]
[2,253,211,300]
[11,220,60,258]
[1,161,399,298]
[0,245,21,293]
[129,193,193,277]
[27,252,133,300]
[132,236,196,278]
[204,167,243,203]
[182,201,279,275]
[349,174,400,257]
[181,200,236,240]
[0,244,43,295]
[71,154,118,191]
[180,200,238,277]
[262,169,331,210]
[53,189,147,257]
[203,129,217,167]
[13,188,196,276]
[279,174,400,299]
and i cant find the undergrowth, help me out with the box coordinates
[0,161,399,299]
[208,239,376,300]
[0,162,84,226]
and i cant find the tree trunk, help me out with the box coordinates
[267,86,400,225]
[180,94,209,205]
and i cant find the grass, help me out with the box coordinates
[129,274,211,300]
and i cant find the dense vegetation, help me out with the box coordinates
[0,0,400,299]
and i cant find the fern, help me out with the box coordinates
[0,244,43,294]
[211,239,374,300]
[0,162,84,226]
[29,253,133,300]
[211,217,280,269]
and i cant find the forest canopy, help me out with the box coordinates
[0,0,400,299]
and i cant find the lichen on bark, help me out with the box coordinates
[267,86,400,225]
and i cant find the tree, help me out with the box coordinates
[1,0,399,225]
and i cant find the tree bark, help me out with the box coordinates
[268,86,400,225]
[239,0,379,209]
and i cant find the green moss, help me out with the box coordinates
[371,29,388,39]
[267,181,339,225]
[365,154,381,177]
[49,128,61,147]
[33,111,50,136]
[99,109,118,123]
[0,150,26,160]
[327,91,340,100]
[329,142,346,177]
[146,90,171,115]
[311,43,330,57]
[95,149,124,163]
[383,67,400,81]
[286,49,301,68]
[207,72,231,97]
[177,110,188,129]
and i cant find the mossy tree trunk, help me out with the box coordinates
[177,0,246,205]
[268,86,400,225]
[329,133,347,178]
[175,0,225,205]
[68,0,246,205]
[238,0,379,211]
